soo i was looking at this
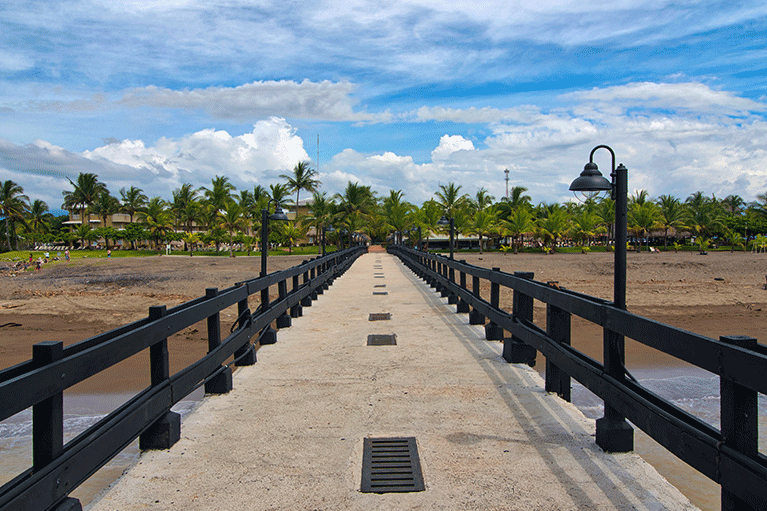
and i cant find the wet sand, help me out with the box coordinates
[1,249,766,509]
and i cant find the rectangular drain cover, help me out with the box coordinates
[369,313,391,321]
[361,437,424,493]
[373,291,388,295]
[374,284,386,288]
[367,334,396,346]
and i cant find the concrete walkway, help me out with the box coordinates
[89,252,696,510]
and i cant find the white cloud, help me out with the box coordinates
[431,135,475,161]
[114,80,382,122]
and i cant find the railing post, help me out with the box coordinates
[204,288,233,394]
[456,261,470,313]
[503,271,536,365]
[301,260,313,306]
[447,265,459,304]
[485,268,503,340]
[545,303,570,400]
[720,335,758,511]
[468,275,485,325]
[31,345,83,511]
[310,261,319,300]
[140,305,181,451]
[440,260,451,298]
[315,260,325,295]
[595,325,634,452]
[234,290,258,362]
[276,279,292,328]
[33,341,64,470]
[291,272,303,317]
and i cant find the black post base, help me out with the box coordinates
[456,299,470,313]
[276,312,292,329]
[139,411,181,451]
[205,367,233,394]
[260,327,278,345]
[485,322,503,340]
[595,417,634,453]
[469,309,485,325]
[503,339,537,366]
[234,344,257,365]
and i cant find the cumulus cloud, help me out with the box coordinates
[431,135,475,160]
[0,118,310,208]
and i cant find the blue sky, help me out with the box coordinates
[1,0,767,210]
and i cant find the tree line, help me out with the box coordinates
[2,163,767,254]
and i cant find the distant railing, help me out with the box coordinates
[0,246,366,511]
[389,244,767,511]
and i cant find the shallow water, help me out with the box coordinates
[0,389,203,507]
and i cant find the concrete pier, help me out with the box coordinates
[88,252,696,510]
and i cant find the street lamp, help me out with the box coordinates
[437,215,455,260]
[259,200,289,345]
[569,144,632,452]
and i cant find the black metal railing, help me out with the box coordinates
[0,246,366,511]
[389,244,767,511]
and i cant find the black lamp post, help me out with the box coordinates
[569,144,633,452]
[259,200,289,345]
[438,215,455,259]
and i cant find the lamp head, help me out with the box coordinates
[437,215,450,226]
[569,162,612,202]
[269,203,289,221]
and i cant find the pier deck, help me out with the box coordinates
[88,252,695,510]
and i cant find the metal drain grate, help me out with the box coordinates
[374,284,386,288]
[369,313,391,321]
[373,291,388,295]
[361,437,424,493]
[367,334,396,346]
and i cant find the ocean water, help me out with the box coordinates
[0,389,204,506]
[570,365,767,511]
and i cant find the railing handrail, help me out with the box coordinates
[389,244,767,511]
[0,246,366,511]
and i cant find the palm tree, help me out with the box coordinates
[721,194,746,216]
[471,187,495,212]
[120,186,148,224]
[182,232,200,256]
[629,200,662,252]
[412,200,442,250]
[62,173,108,229]
[170,184,199,232]
[277,222,307,254]
[656,195,686,251]
[74,223,95,249]
[436,182,469,218]
[537,205,570,253]
[334,181,376,231]
[219,201,247,257]
[570,209,603,249]
[138,197,173,250]
[503,207,534,254]
[26,199,52,246]
[268,183,292,206]
[280,161,320,209]
[468,209,498,254]
[382,190,413,242]
[306,191,335,245]
[0,180,29,250]
[90,191,121,249]
[203,176,235,212]
[685,192,725,250]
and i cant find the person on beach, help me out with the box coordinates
[107,249,111,258]
[29,253,33,263]
[65,249,70,262]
